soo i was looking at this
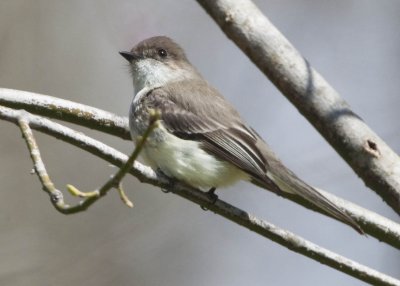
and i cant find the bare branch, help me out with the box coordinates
[66,109,160,209]
[66,183,134,208]
[17,119,97,213]
[1,94,399,249]
[2,107,398,286]
[16,110,157,213]
[17,115,81,214]
[0,87,130,139]
[116,182,134,208]
[196,0,400,215]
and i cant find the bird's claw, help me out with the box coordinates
[156,168,175,193]
[201,187,218,211]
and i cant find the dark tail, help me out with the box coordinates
[235,128,364,234]
[254,166,364,234]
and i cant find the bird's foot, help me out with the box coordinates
[156,168,174,193]
[201,187,218,211]
[206,187,218,203]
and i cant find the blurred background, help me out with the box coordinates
[0,1,399,285]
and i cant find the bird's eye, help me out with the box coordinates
[158,48,167,58]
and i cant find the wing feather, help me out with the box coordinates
[144,85,268,181]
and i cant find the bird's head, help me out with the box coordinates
[120,36,199,91]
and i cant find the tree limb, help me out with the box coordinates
[196,0,400,215]
[1,106,399,286]
[0,87,130,139]
[0,92,399,249]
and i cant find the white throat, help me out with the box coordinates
[131,58,196,94]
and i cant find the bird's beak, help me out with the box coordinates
[119,51,139,62]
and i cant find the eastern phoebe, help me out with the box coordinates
[120,36,362,234]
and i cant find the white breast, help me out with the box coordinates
[139,123,248,189]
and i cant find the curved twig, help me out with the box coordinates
[16,109,158,214]
[196,0,400,215]
[66,109,159,208]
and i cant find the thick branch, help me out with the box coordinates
[0,88,130,139]
[1,107,399,286]
[196,0,400,215]
[0,93,399,248]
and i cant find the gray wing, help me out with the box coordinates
[144,85,270,183]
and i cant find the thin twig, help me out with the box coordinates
[196,0,400,215]
[17,117,69,212]
[1,105,399,249]
[1,107,400,285]
[66,109,160,207]
[16,109,158,214]
[116,182,134,208]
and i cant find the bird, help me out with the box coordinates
[119,36,363,234]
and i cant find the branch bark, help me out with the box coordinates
[0,106,399,286]
[196,0,400,215]
[1,90,399,249]
[0,88,130,139]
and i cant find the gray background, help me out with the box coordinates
[0,1,399,285]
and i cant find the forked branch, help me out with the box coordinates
[16,110,159,214]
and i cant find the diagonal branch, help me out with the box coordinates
[17,116,69,212]
[196,0,400,215]
[0,95,399,248]
[1,107,399,286]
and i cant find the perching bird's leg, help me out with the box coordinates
[155,168,173,193]
[201,187,218,211]
[207,187,218,203]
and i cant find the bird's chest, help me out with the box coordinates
[130,96,185,177]
[129,89,166,145]
[129,101,148,137]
